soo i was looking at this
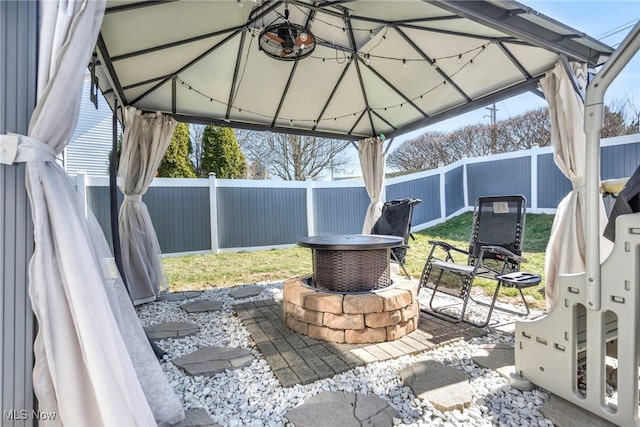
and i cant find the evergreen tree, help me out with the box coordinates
[157,122,196,178]
[201,126,246,178]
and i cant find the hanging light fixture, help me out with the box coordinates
[258,5,316,61]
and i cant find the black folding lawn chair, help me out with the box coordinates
[371,198,422,279]
[418,195,536,327]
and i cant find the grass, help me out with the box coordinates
[164,213,555,309]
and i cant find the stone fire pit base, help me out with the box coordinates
[283,278,419,344]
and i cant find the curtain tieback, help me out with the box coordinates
[0,134,56,165]
[572,178,586,191]
[124,194,143,202]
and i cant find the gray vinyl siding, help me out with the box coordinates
[313,187,369,235]
[217,187,307,248]
[64,79,115,176]
[445,166,465,215]
[537,152,572,209]
[1,1,37,425]
[145,187,211,253]
[467,157,531,206]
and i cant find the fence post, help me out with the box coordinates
[209,173,218,254]
[76,171,88,217]
[530,144,539,212]
[439,163,446,220]
[306,177,315,236]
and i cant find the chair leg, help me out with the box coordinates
[419,268,466,324]
[399,262,411,279]
[469,284,532,317]
[391,251,411,279]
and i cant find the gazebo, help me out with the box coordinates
[1,0,638,425]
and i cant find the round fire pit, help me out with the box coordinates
[297,234,404,292]
[282,277,419,344]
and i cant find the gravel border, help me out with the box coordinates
[137,282,553,426]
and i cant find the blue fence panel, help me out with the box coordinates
[444,166,464,216]
[387,175,440,225]
[87,186,123,251]
[313,187,369,235]
[144,186,210,253]
[602,143,640,180]
[537,153,572,209]
[217,187,307,248]
[467,157,531,206]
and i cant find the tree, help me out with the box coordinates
[388,107,552,172]
[190,124,206,177]
[201,126,246,178]
[157,122,196,178]
[237,130,352,180]
[602,103,628,138]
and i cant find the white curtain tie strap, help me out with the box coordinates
[0,134,57,165]
[124,194,143,202]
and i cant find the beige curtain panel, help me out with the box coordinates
[540,61,612,308]
[118,106,177,304]
[358,136,386,234]
[0,1,184,424]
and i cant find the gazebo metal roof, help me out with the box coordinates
[95,0,613,140]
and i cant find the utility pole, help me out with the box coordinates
[484,103,498,154]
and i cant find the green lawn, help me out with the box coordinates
[164,212,555,309]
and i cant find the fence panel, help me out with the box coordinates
[313,187,369,235]
[387,175,440,224]
[467,157,531,206]
[445,166,465,215]
[602,143,640,180]
[217,186,307,248]
[537,152,572,209]
[144,186,210,253]
[82,135,640,255]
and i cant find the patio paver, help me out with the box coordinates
[174,408,220,427]
[234,299,486,387]
[145,321,200,340]
[157,291,203,302]
[172,346,254,376]
[181,300,224,313]
[471,343,515,379]
[284,391,398,427]
[399,360,473,412]
[229,286,263,299]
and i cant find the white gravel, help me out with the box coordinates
[137,282,554,426]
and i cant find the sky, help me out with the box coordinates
[341,0,640,176]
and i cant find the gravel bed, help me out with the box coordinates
[137,282,553,426]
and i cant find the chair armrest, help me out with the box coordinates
[428,240,469,255]
[480,245,527,263]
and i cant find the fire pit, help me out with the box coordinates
[282,278,419,344]
[296,234,403,292]
[284,235,419,344]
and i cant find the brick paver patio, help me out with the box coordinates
[234,299,486,387]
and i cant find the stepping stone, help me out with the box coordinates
[542,395,616,427]
[399,359,472,412]
[182,300,223,313]
[174,408,221,427]
[284,391,397,427]
[157,291,203,302]
[228,286,262,299]
[173,346,254,376]
[471,343,515,379]
[144,321,200,340]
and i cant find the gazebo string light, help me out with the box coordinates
[176,38,491,128]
